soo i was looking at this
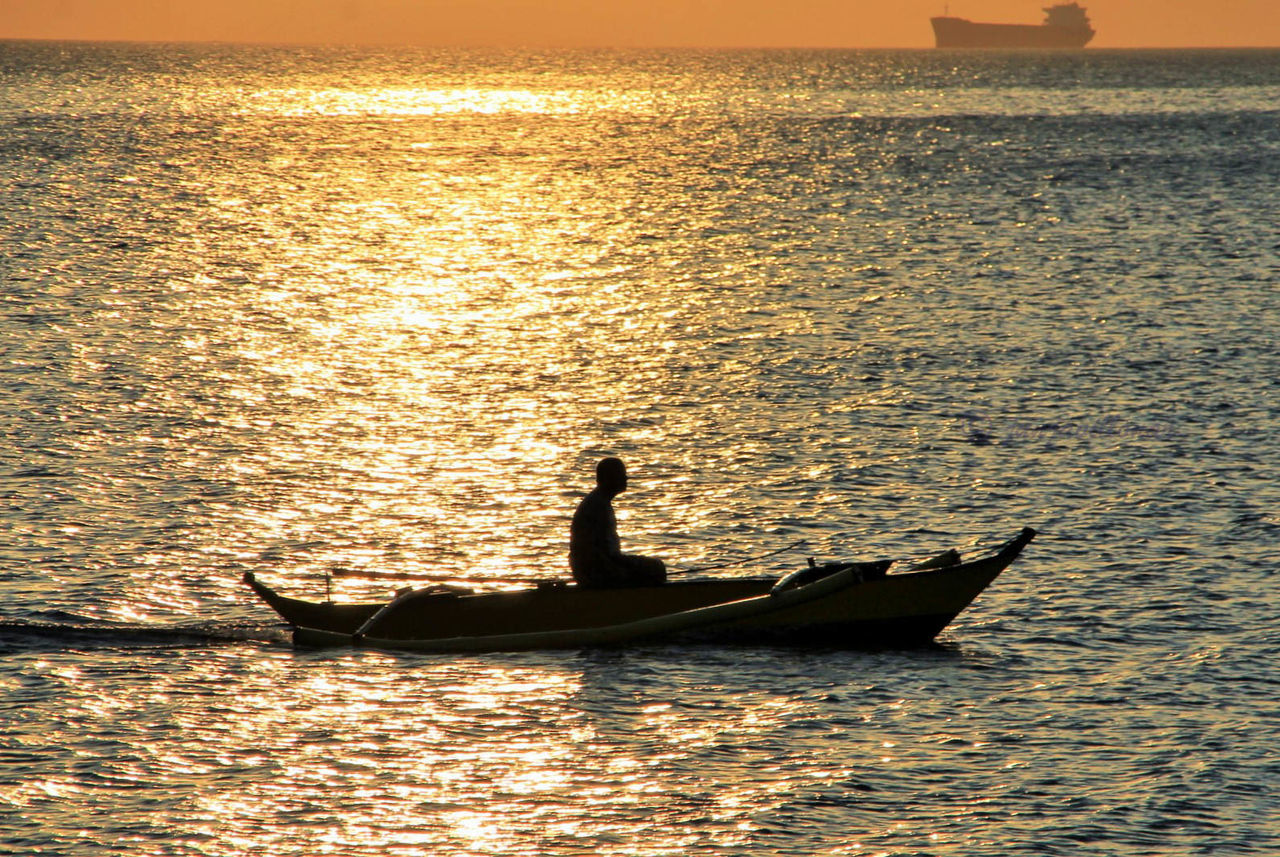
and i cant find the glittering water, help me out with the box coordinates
[2,42,1279,855]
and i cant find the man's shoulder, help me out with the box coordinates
[573,489,611,519]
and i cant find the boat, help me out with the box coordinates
[244,528,1035,652]
[931,3,1095,48]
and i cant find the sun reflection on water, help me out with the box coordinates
[245,87,657,118]
[161,71,725,600]
[55,649,838,855]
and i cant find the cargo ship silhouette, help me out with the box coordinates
[931,3,1095,48]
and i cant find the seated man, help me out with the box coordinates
[569,457,667,588]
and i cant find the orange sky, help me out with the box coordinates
[2,1,1277,48]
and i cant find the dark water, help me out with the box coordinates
[2,42,1278,855]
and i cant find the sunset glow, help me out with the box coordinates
[3,0,1278,48]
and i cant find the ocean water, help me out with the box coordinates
[2,41,1278,855]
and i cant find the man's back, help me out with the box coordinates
[569,488,620,581]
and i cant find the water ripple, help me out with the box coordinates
[2,42,1278,856]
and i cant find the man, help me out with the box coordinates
[569,457,667,588]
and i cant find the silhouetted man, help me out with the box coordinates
[570,457,667,588]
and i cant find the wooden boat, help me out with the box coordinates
[244,527,1035,652]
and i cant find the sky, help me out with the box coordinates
[1,0,1277,48]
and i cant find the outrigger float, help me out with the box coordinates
[244,528,1036,653]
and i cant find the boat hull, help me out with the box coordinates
[931,17,1094,48]
[245,528,1036,652]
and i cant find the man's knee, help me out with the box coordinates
[630,555,666,585]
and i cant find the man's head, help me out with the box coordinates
[595,457,628,494]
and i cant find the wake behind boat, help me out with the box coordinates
[244,528,1036,652]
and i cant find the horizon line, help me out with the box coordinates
[3,36,1278,51]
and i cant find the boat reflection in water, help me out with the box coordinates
[932,3,1095,48]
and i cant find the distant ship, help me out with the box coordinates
[931,3,1095,48]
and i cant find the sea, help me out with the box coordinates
[1,41,1277,856]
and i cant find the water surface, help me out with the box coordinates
[2,43,1278,855]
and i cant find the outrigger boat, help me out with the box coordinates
[244,528,1035,653]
